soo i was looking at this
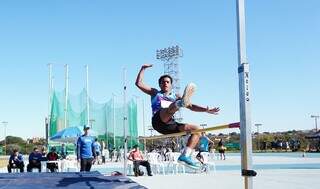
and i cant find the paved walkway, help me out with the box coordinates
[131,169,320,189]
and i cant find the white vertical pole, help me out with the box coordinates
[142,97,145,137]
[85,65,90,127]
[48,63,53,119]
[112,93,116,149]
[236,0,255,189]
[64,64,69,129]
[2,121,8,155]
[47,63,53,142]
[123,68,128,176]
[52,76,55,91]
[142,97,146,153]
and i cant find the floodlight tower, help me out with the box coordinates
[310,115,319,131]
[156,45,183,121]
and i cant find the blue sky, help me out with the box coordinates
[0,0,319,139]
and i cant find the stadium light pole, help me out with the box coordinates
[2,121,8,155]
[310,115,319,132]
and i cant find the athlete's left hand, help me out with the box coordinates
[206,106,220,115]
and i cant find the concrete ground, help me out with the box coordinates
[131,169,320,189]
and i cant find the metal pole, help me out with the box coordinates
[64,64,69,129]
[311,115,319,132]
[45,117,49,145]
[236,0,255,188]
[48,63,52,120]
[85,65,90,127]
[142,97,146,153]
[2,121,8,155]
[47,63,53,142]
[112,93,116,149]
[123,68,128,176]
[142,97,146,136]
[4,122,7,155]
[132,95,139,149]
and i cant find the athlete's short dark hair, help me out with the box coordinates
[158,74,173,85]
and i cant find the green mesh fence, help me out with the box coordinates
[49,89,138,149]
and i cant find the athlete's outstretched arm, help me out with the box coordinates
[187,104,220,115]
[135,64,157,96]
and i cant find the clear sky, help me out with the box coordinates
[0,0,319,139]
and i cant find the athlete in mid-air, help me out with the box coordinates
[135,64,220,168]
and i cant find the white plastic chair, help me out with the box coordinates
[147,152,166,175]
[200,152,216,173]
[166,152,185,174]
[11,168,20,173]
[61,158,79,172]
[126,153,134,175]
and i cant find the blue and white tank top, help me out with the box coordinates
[151,90,176,115]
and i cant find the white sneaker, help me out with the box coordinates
[181,83,196,107]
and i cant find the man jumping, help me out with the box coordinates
[135,64,220,168]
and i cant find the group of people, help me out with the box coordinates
[7,125,104,173]
[8,64,224,175]
[126,132,225,176]
[7,146,60,173]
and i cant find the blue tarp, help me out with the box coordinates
[0,171,146,189]
[50,127,83,143]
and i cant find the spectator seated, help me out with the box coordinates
[27,147,42,172]
[7,149,24,173]
[46,147,59,172]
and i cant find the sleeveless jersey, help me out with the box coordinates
[151,90,176,115]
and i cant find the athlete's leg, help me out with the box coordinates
[159,83,196,123]
[178,124,201,149]
[177,124,202,167]
[159,102,179,123]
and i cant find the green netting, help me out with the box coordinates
[49,88,138,149]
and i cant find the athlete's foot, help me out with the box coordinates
[181,83,196,107]
[178,154,200,169]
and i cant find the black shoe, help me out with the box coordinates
[148,173,153,176]
[139,170,144,176]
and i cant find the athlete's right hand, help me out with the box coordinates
[142,64,153,69]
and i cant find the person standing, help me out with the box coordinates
[196,132,215,164]
[93,138,102,164]
[60,143,67,159]
[218,139,226,160]
[77,125,96,172]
